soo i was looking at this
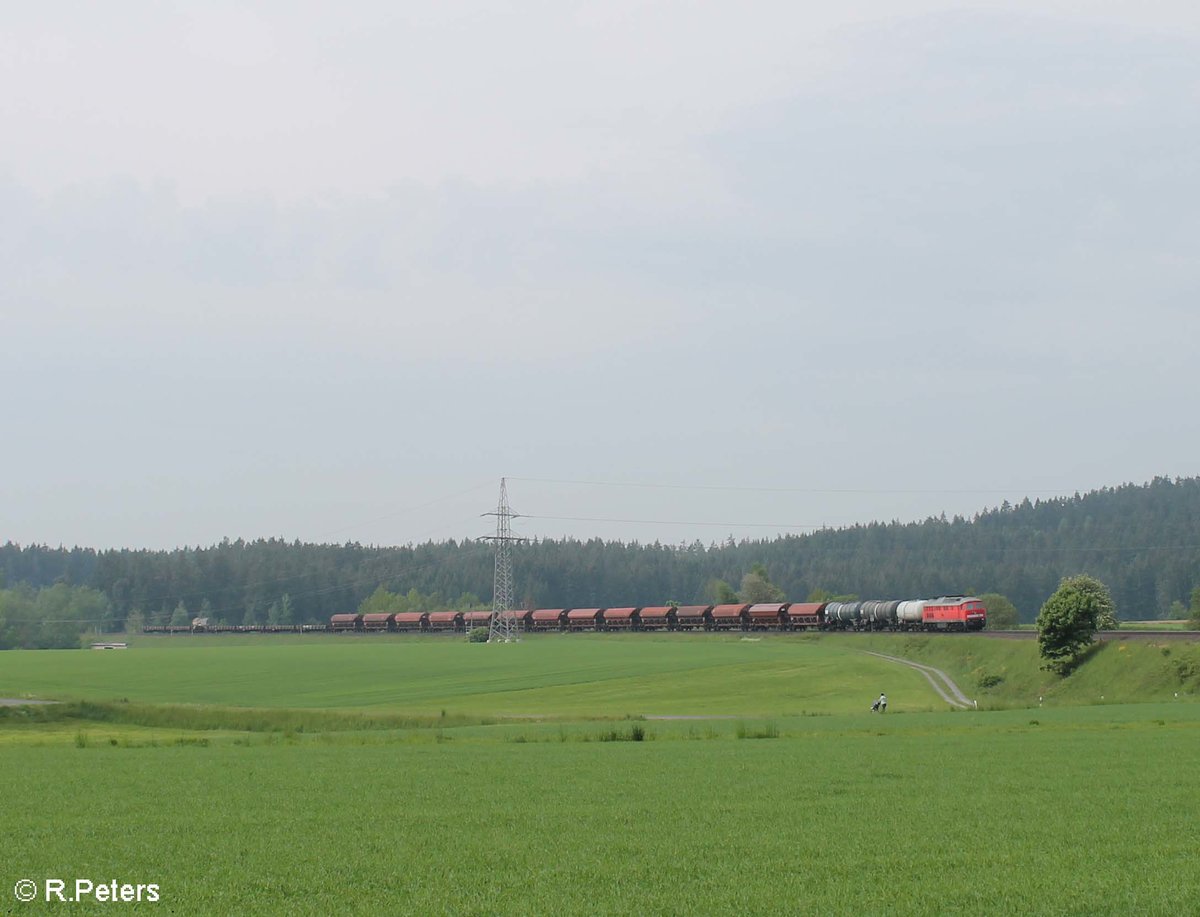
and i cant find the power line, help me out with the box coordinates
[521,513,829,530]
[169,539,498,622]
[314,480,496,538]
[98,512,492,610]
[519,514,1200,552]
[510,476,1078,496]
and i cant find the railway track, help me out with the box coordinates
[141,625,1199,640]
[981,629,1199,641]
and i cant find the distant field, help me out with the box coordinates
[0,633,941,716]
[6,631,1200,716]
[4,634,1200,915]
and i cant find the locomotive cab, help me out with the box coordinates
[965,599,987,630]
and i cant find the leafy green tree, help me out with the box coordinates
[1096,596,1119,630]
[0,593,9,649]
[0,586,34,649]
[706,578,739,604]
[268,594,294,626]
[740,563,785,604]
[1189,587,1200,628]
[978,593,1020,628]
[124,608,146,634]
[198,598,214,622]
[358,586,400,616]
[808,588,857,603]
[242,600,261,627]
[170,601,190,626]
[1036,575,1114,674]
[0,584,111,649]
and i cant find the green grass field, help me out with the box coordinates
[3,634,1199,915]
[0,633,943,716]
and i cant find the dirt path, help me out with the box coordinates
[0,698,59,707]
[645,715,740,720]
[861,651,974,709]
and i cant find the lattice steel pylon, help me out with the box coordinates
[482,478,526,642]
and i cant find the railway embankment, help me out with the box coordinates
[842,632,1200,708]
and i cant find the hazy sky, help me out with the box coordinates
[3,2,1198,550]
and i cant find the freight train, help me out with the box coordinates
[142,596,987,635]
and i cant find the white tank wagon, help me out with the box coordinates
[897,600,928,629]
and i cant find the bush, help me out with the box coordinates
[976,671,1005,689]
[468,627,489,643]
[978,593,1020,628]
[598,725,648,742]
[736,721,780,739]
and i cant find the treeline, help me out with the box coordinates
[359,586,490,616]
[0,584,114,649]
[3,476,1200,638]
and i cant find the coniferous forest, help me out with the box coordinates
[3,477,1199,643]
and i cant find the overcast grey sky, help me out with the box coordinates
[3,2,1198,550]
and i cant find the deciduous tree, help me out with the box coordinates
[978,593,1020,628]
[1036,575,1115,674]
[277,593,294,625]
[242,600,261,627]
[740,563,785,604]
[170,601,189,627]
[706,579,739,605]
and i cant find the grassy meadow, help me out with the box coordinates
[0,633,941,716]
[2,633,1199,915]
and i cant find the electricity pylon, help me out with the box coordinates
[482,478,525,642]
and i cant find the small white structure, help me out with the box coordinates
[90,642,129,650]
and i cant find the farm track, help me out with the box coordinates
[0,698,59,706]
[860,651,974,709]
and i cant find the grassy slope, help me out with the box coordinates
[850,633,1200,707]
